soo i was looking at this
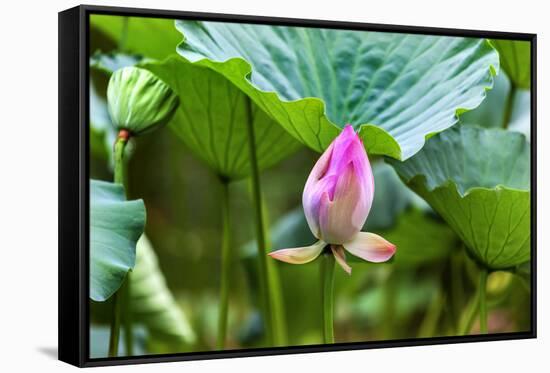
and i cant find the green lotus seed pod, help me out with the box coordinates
[107,66,179,136]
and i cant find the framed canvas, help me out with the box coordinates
[58,4,537,367]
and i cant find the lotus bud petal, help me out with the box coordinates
[343,232,396,263]
[268,240,326,264]
[107,66,179,136]
[331,245,352,275]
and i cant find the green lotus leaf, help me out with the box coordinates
[460,70,511,129]
[107,66,180,136]
[90,15,181,60]
[130,235,195,350]
[389,126,530,270]
[90,179,146,301]
[491,39,531,89]
[459,69,531,137]
[175,20,499,160]
[142,57,302,179]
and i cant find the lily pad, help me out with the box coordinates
[143,57,302,179]
[90,179,146,301]
[389,126,531,269]
[176,20,498,160]
[491,39,531,89]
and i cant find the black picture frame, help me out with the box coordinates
[58,4,537,368]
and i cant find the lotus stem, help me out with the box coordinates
[216,178,232,349]
[460,283,481,335]
[450,250,465,332]
[478,268,489,333]
[122,276,133,356]
[108,131,130,357]
[502,83,516,129]
[262,198,288,345]
[114,130,129,185]
[321,252,336,344]
[244,97,286,346]
[108,290,122,357]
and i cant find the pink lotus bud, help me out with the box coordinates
[269,125,396,274]
[303,125,374,244]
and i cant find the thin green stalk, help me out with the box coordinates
[460,266,489,335]
[262,199,288,345]
[122,274,133,356]
[460,283,481,335]
[216,178,232,349]
[321,252,336,344]
[479,268,489,333]
[113,133,128,185]
[450,250,465,332]
[244,98,286,346]
[108,131,129,356]
[501,83,516,129]
[108,292,122,357]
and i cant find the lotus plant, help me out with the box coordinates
[105,66,179,356]
[269,125,396,342]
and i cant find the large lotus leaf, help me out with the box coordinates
[143,57,302,179]
[130,235,195,350]
[90,180,146,301]
[389,126,530,269]
[460,70,511,129]
[90,15,181,60]
[491,39,531,89]
[176,20,499,160]
[459,69,531,138]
